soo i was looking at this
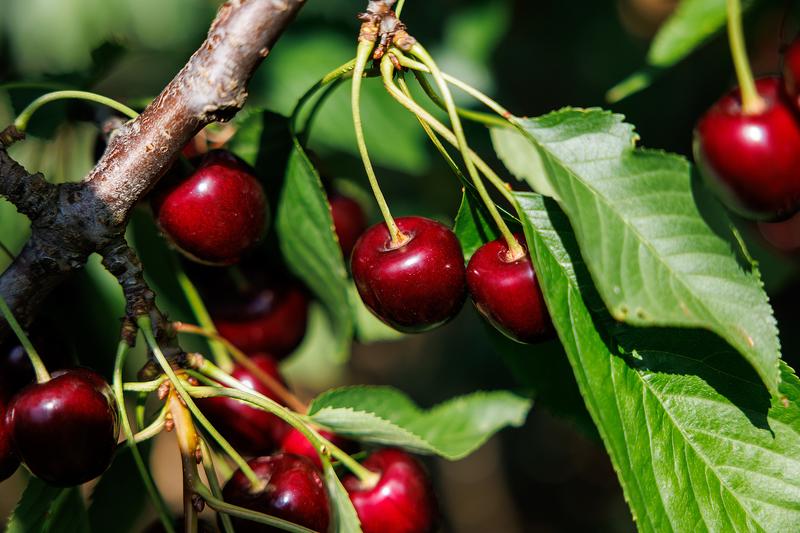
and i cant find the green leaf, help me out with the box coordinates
[516,192,800,531]
[495,109,780,395]
[607,0,757,101]
[453,190,500,261]
[308,387,531,460]
[323,461,362,533]
[276,140,354,361]
[88,444,150,533]
[7,478,89,533]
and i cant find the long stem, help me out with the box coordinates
[0,295,50,382]
[198,438,234,533]
[175,322,307,413]
[112,342,175,533]
[193,484,316,533]
[171,257,232,370]
[14,90,139,132]
[167,389,199,533]
[187,384,379,486]
[132,407,169,443]
[726,0,765,113]
[123,377,167,393]
[290,59,357,134]
[353,40,404,246]
[395,0,407,17]
[136,316,263,489]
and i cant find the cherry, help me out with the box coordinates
[5,368,119,486]
[279,427,357,470]
[693,76,800,220]
[466,235,553,343]
[0,395,19,482]
[342,448,438,533]
[329,192,368,258]
[783,37,800,109]
[196,354,289,456]
[351,216,466,332]
[0,324,72,394]
[222,453,330,533]
[152,149,268,265]
[211,282,309,359]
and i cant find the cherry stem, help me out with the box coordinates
[131,407,169,444]
[186,383,380,487]
[136,315,264,490]
[198,438,235,533]
[395,0,407,17]
[13,90,139,133]
[112,341,176,533]
[726,0,765,114]
[171,256,233,371]
[167,388,200,533]
[0,295,50,382]
[174,322,308,413]
[226,266,253,293]
[353,40,405,246]
[193,483,316,533]
[123,376,167,393]
[290,58,356,134]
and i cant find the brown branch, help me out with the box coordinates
[0,0,306,338]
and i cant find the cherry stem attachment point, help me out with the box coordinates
[13,90,139,133]
[353,40,406,246]
[726,0,765,114]
[112,341,176,533]
[0,295,50,383]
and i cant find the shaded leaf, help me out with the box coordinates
[322,461,362,533]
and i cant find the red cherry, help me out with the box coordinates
[783,38,800,109]
[0,395,19,482]
[351,216,466,332]
[222,454,330,533]
[693,76,800,220]
[5,368,119,486]
[152,149,268,265]
[329,192,368,258]
[466,235,553,343]
[279,427,357,470]
[342,448,438,533]
[196,354,288,455]
[212,284,309,359]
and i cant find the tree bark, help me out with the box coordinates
[0,0,306,339]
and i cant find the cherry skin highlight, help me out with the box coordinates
[222,453,330,533]
[329,192,368,258]
[351,216,466,332]
[5,368,119,486]
[279,427,357,470]
[693,76,800,221]
[466,235,553,343]
[342,448,438,533]
[152,149,268,265]
[0,395,19,482]
[196,354,288,455]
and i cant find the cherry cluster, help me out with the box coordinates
[694,39,800,221]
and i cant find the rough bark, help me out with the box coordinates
[0,0,306,339]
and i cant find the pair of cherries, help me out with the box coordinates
[223,448,438,533]
[694,39,800,221]
[351,217,552,343]
[0,337,118,487]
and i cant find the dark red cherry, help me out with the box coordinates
[466,235,553,343]
[0,395,19,482]
[783,38,800,109]
[693,76,800,221]
[222,454,330,533]
[342,448,438,533]
[196,354,288,456]
[5,368,119,486]
[0,324,72,394]
[329,192,368,258]
[351,216,466,332]
[279,427,357,470]
[212,283,309,359]
[152,149,268,265]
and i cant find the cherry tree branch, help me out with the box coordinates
[0,0,306,339]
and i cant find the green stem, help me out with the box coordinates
[395,0,407,17]
[135,392,148,429]
[194,484,316,533]
[726,0,764,114]
[199,438,234,533]
[290,59,357,134]
[132,407,168,444]
[353,40,404,246]
[112,342,175,533]
[0,295,50,382]
[136,316,262,489]
[14,90,139,132]
[187,382,379,486]
[172,257,232,370]
[123,377,167,393]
